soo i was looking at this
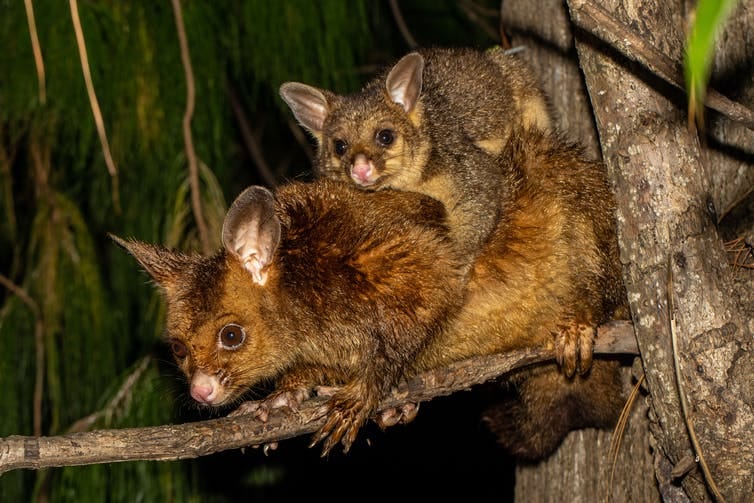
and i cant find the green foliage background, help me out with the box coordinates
[0,1,500,501]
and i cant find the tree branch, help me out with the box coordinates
[171,0,211,255]
[227,84,278,188]
[388,0,418,49]
[69,0,120,212]
[568,0,754,131]
[0,321,636,474]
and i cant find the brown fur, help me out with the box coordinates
[280,46,552,261]
[481,361,627,460]
[116,128,629,460]
[412,128,629,459]
[120,53,630,459]
[113,179,467,454]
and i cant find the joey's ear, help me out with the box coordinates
[109,233,187,292]
[222,186,281,286]
[385,52,424,113]
[279,82,330,136]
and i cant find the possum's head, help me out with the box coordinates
[111,186,289,409]
[279,52,430,192]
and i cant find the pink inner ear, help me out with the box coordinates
[280,82,329,133]
[386,53,424,113]
[243,256,267,286]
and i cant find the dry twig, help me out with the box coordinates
[24,0,46,104]
[388,0,418,49]
[171,0,211,255]
[69,0,121,212]
[0,275,44,438]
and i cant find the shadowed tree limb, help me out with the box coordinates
[568,0,754,131]
[0,321,636,474]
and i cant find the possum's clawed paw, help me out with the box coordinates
[229,387,310,421]
[309,381,378,456]
[554,322,595,378]
[375,402,420,429]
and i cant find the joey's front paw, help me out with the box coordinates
[554,322,595,378]
[375,402,420,429]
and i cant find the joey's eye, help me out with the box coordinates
[375,129,395,147]
[218,323,246,350]
[169,338,188,359]
[333,139,348,156]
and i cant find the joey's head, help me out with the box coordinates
[111,186,290,409]
[279,52,430,191]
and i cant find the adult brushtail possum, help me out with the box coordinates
[113,178,467,455]
[282,46,630,459]
[116,128,630,460]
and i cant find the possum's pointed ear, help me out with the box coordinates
[279,82,330,137]
[385,52,424,113]
[109,234,188,293]
[222,186,281,286]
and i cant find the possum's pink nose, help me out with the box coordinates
[189,369,223,405]
[351,154,376,185]
[190,383,215,404]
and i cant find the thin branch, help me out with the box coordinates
[171,0,211,255]
[0,275,45,438]
[227,84,277,187]
[458,0,500,42]
[388,0,418,49]
[606,373,645,503]
[0,321,637,474]
[498,0,512,49]
[68,0,120,212]
[568,0,754,131]
[24,0,46,104]
[286,118,314,163]
[66,356,152,434]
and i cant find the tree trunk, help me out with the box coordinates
[501,1,659,501]
[569,0,754,501]
[707,0,754,222]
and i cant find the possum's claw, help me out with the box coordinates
[228,387,311,453]
[554,321,595,378]
[309,381,378,456]
[375,402,420,428]
[229,386,310,421]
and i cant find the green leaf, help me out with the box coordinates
[684,0,738,129]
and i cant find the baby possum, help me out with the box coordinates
[280,46,552,261]
[113,178,467,455]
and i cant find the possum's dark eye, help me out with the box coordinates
[375,129,394,147]
[169,338,188,359]
[333,139,348,156]
[218,323,246,350]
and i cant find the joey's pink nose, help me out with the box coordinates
[351,154,375,185]
[190,383,215,404]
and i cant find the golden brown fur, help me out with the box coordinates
[113,179,467,455]
[119,50,630,460]
[412,128,629,459]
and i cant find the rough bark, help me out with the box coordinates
[708,0,754,220]
[501,2,659,501]
[0,323,635,474]
[569,0,754,501]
